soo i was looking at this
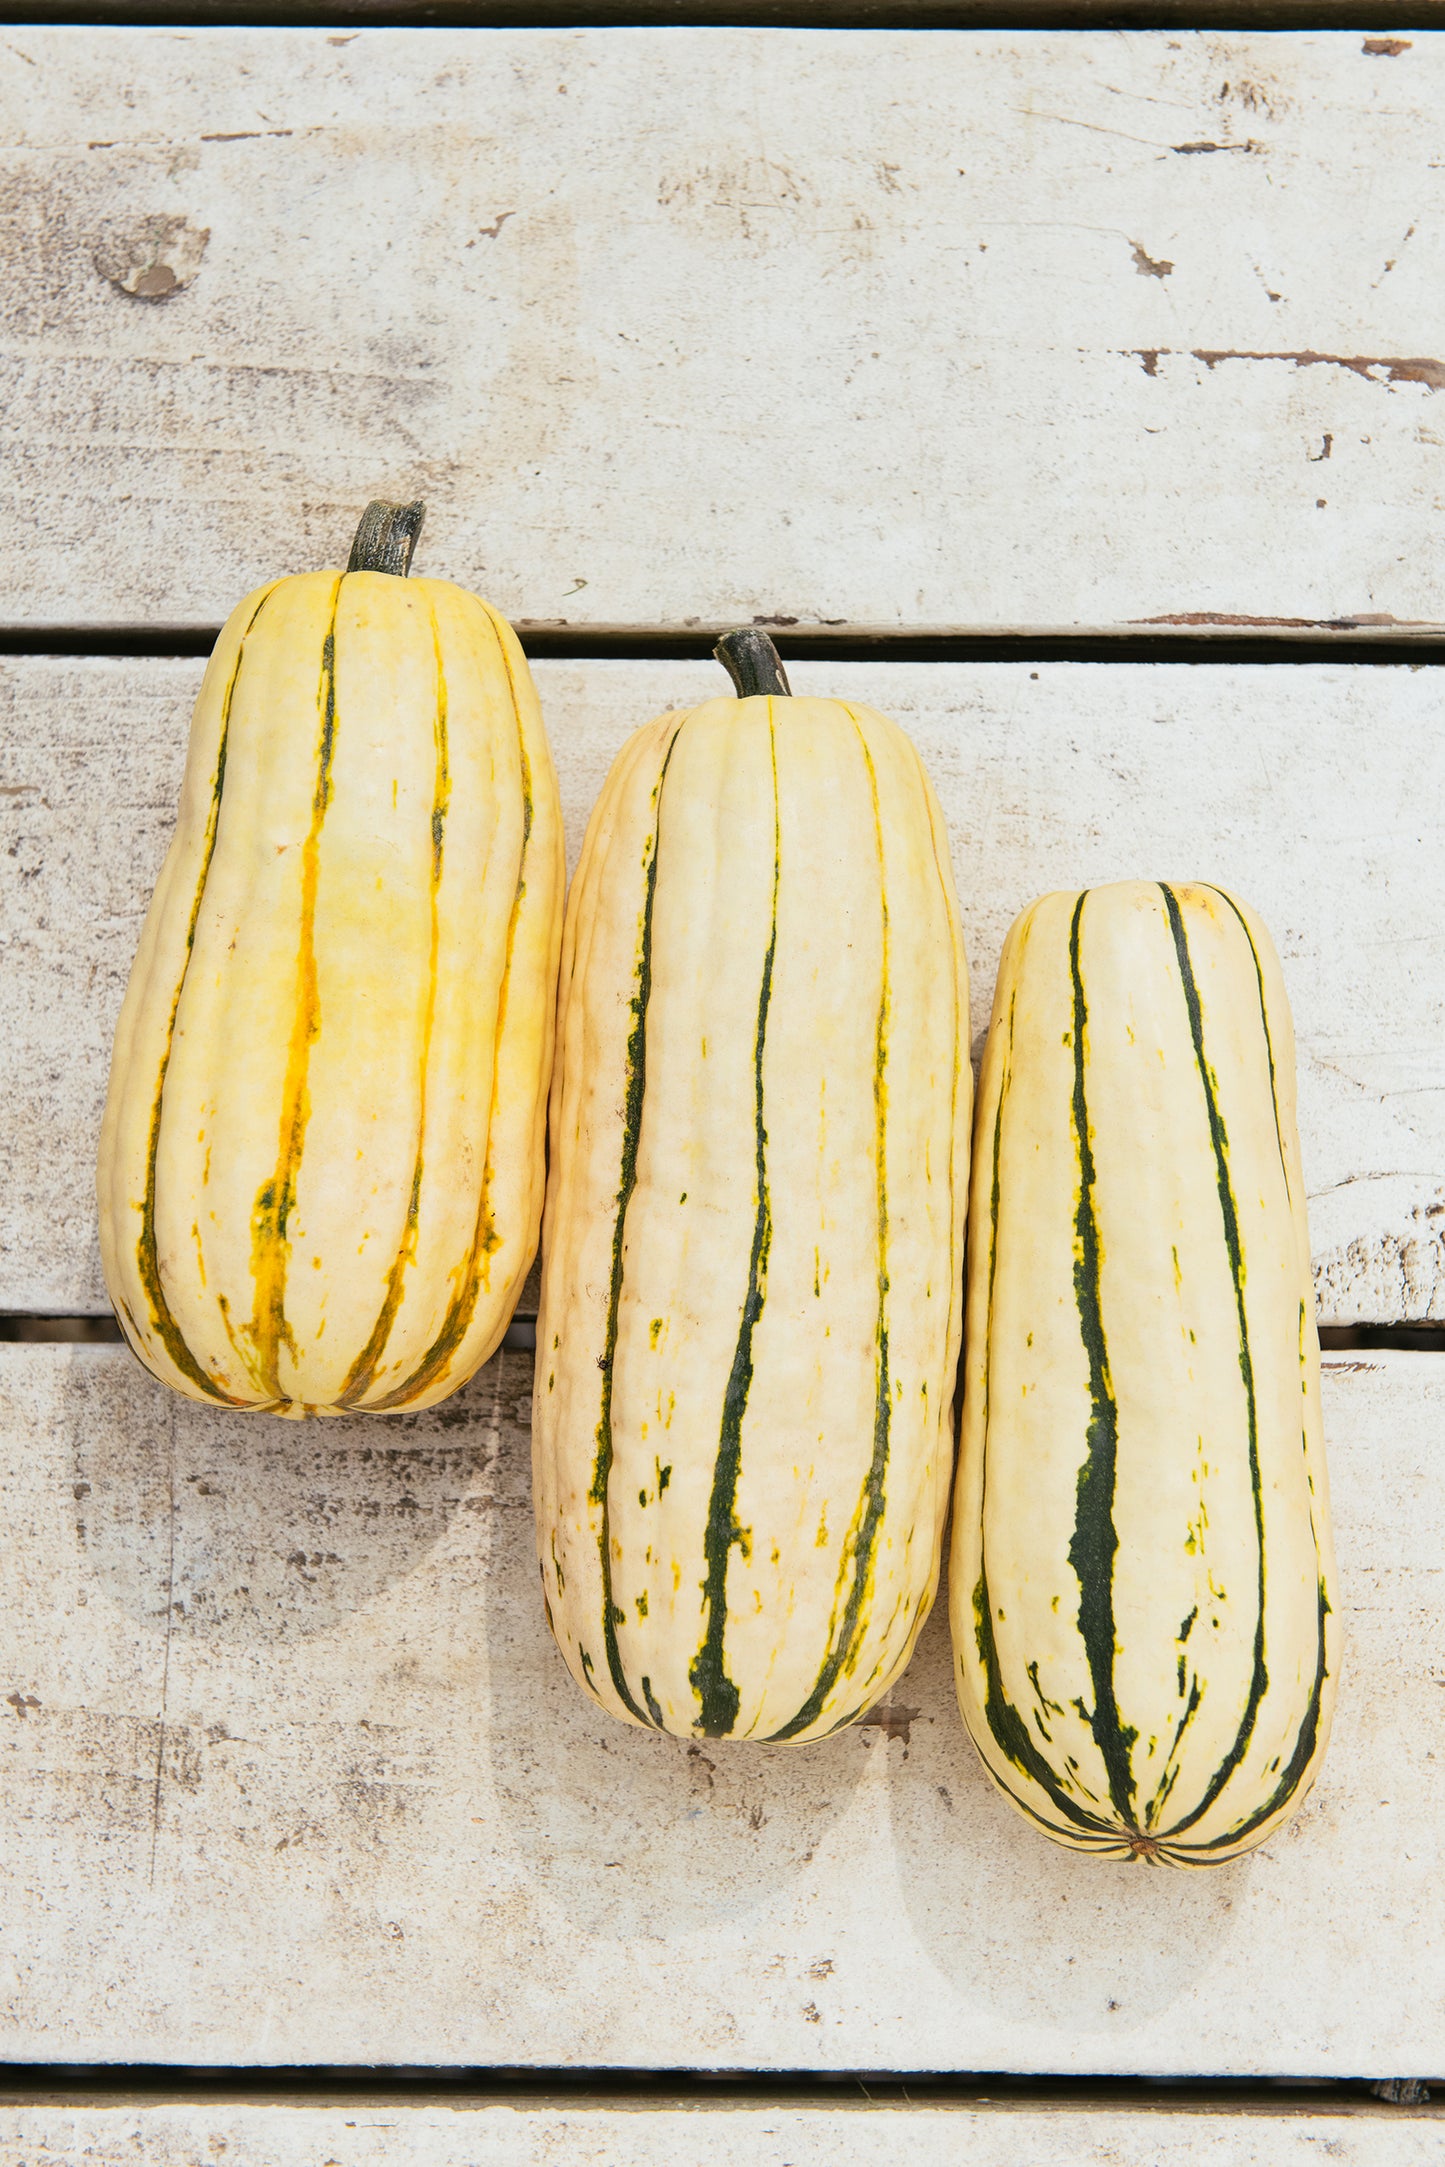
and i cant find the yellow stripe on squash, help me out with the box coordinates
[97,509,564,1416]
[950,880,1338,1864]
[534,645,970,1743]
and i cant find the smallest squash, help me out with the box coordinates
[951,880,1337,1865]
[98,501,565,1416]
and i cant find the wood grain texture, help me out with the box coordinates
[1,28,1444,636]
[3,656,1440,1322]
[0,2096,1439,2166]
[0,1342,1438,2071]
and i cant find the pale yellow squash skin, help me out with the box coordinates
[534,694,970,1742]
[951,881,1338,1864]
[98,568,564,1416]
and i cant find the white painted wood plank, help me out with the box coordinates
[2,656,1440,1321]
[0,2096,1438,2167]
[0,1343,1439,2071]
[1,29,1443,635]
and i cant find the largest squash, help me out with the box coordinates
[98,502,564,1416]
[534,632,970,1742]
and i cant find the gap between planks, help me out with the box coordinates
[6,629,1445,667]
[9,3,1445,32]
[1,1315,1443,1354]
[0,2069,1433,2107]
[0,1312,540,1349]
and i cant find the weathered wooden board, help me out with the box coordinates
[1,29,1444,636]
[0,2095,1438,2167]
[3,656,1441,1322]
[0,1342,1439,2071]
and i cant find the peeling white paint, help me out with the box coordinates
[0,1344,1439,2072]
[0,2097,1438,2166]
[0,31,1443,630]
[4,657,1440,1323]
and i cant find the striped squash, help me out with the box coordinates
[534,632,970,1742]
[97,502,564,1417]
[951,881,1337,1864]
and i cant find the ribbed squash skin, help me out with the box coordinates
[534,694,970,1741]
[98,569,563,1416]
[951,881,1337,1864]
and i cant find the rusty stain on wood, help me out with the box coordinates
[1129,241,1173,280]
[1126,610,1425,630]
[1194,351,1445,390]
[92,215,209,302]
[1130,350,1445,389]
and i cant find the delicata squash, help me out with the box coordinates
[534,632,970,1742]
[98,502,564,1416]
[952,881,1337,1864]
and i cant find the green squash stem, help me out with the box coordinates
[347,500,426,577]
[714,627,792,698]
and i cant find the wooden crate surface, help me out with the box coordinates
[2,18,1442,2116]
[0,28,1442,635]
[0,1343,1439,2073]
